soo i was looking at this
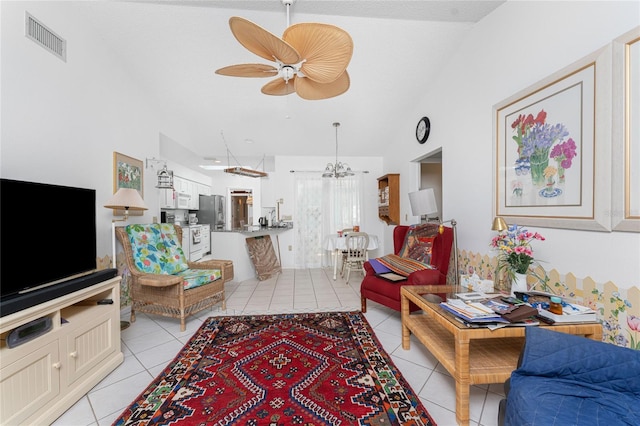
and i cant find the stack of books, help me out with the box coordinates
[439,299,509,324]
[534,300,597,323]
[439,297,540,329]
[440,292,599,328]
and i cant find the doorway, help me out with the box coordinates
[418,149,443,221]
[230,189,253,230]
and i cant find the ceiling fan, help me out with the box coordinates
[215,0,353,100]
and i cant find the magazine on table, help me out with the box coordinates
[479,297,538,322]
[453,316,540,330]
[439,300,509,323]
[518,292,597,323]
[440,296,540,325]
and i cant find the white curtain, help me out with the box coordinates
[293,173,364,268]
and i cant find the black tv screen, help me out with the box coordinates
[0,179,97,300]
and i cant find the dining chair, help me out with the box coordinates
[339,227,355,264]
[341,232,369,284]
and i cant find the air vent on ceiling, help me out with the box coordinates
[25,12,66,62]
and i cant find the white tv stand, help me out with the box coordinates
[0,276,123,425]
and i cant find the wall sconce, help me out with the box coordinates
[146,157,174,189]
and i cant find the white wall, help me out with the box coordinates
[0,2,202,258]
[384,1,640,286]
[3,1,637,287]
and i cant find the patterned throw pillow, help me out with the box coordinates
[398,223,439,264]
[158,224,189,274]
[126,224,188,275]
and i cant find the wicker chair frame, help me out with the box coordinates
[115,224,233,331]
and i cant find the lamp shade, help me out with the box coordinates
[104,188,148,211]
[491,216,508,232]
[409,188,438,217]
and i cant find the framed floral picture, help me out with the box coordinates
[113,151,143,216]
[493,45,612,231]
[612,26,640,232]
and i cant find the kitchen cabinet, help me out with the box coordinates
[166,177,211,210]
[188,181,199,209]
[173,177,196,209]
[377,174,400,225]
[198,183,211,196]
[201,224,211,254]
[159,188,176,209]
[0,277,123,425]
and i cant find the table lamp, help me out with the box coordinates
[104,188,148,268]
[491,216,508,232]
[104,188,147,330]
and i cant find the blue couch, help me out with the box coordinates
[500,327,640,426]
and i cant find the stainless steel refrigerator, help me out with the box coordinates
[196,195,226,230]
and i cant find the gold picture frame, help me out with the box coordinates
[113,151,144,216]
[493,45,612,231]
[612,26,640,232]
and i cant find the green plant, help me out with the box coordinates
[490,224,545,282]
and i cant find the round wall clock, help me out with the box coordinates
[416,116,431,144]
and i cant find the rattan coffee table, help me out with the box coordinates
[400,285,602,426]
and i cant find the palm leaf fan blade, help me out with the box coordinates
[283,23,353,84]
[262,77,297,96]
[215,63,278,77]
[295,71,350,100]
[229,17,300,64]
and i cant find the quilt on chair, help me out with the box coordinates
[125,223,221,290]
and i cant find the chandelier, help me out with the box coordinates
[322,122,354,178]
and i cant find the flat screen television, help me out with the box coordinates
[1,178,114,316]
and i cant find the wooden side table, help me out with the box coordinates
[400,285,602,426]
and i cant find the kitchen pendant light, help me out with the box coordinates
[322,122,354,178]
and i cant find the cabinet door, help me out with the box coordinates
[199,183,212,196]
[64,311,116,385]
[202,226,211,253]
[160,188,175,208]
[174,177,187,194]
[0,341,60,425]
[190,182,199,209]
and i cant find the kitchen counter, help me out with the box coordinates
[210,225,292,282]
[213,224,293,233]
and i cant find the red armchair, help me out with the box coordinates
[360,224,454,312]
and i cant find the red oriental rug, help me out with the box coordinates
[113,311,436,426]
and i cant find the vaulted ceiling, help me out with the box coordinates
[73,0,504,172]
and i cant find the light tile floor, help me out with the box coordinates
[52,268,504,426]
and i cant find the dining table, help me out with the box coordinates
[324,233,379,280]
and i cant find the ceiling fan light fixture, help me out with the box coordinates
[281,65,295,81]
[215,2,353,100]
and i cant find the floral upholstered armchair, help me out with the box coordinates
[116,223,233,331]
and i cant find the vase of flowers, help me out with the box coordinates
[543,165,557,195]
[511,272,529,298]
[511,109,570,187]
[490,225,545,295]
[550,138,577,184]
